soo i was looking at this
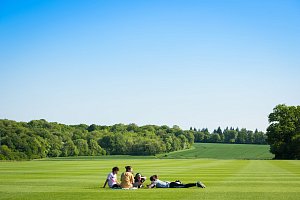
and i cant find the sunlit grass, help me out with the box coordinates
[0,158,299,200]
[162,143,274,159]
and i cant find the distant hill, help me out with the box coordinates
[161,143,274,160]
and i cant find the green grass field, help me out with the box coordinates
[162,143,274,159]
[0,144,299,200]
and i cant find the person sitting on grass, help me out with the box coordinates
[147,175,206,188]
[120,166,135,189]
[133,173,146,188]
[103,166,121,188]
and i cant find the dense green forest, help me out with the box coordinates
[0,119,266,160]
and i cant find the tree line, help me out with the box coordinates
[0,120,194,160]
[191,126,267,144]
[0,119,267,160]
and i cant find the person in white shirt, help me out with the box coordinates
[103,167,120,188]
[147,175,206,188]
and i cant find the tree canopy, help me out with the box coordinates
[0,119,267,160]
[0,120,194,160]
[266,104,300,159]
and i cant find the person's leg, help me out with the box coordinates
[196,181,206,188]
[169,182,182,188]
[183,183,197,188]
[169,182,196,188]
[170,182,198,188]
[112,184,121,188]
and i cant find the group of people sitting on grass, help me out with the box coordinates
[103,166,206,189]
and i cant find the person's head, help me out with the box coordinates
[135,173,141,179]
[150,175,158,181]
[135,173,146,183]
[125,166,133,172]
[112,167,119,174]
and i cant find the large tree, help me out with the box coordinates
[266,104,300,159]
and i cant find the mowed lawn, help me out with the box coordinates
[163,143,274,159]
[0,159,299,200]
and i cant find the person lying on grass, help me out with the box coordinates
[103,166,121,188]
[120,166,135,189]
[147,175,206,188]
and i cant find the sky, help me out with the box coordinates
[0,0,299,132]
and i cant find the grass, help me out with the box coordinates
[0,158,299,200]
[161,143,274,159]
[0,144,296,199]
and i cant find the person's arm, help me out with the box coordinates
[103,179,108,188]
[147,181,156,188]
[120,173,124,184]
[131,174,134,184]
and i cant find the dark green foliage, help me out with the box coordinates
[0,118,268,160]
[0,119,106,160]
[191,127,266,145]
[266,104,300,159]
[0,119,193,160]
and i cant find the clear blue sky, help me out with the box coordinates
[1,0,299,131]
